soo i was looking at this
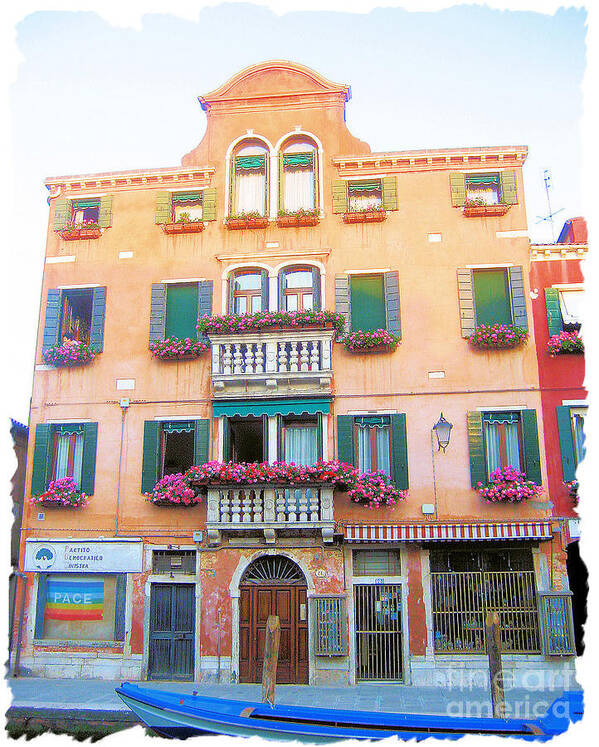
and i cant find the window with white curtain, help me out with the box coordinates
[570,407,587,465]
[280,139,318,212]
[465,174,500,205]
[483,412,522,475]
[51,425,84,485]
[348,180,383,212]
[559,289,584,330]
[354,416,391,476]
[230,142,268,216]
[282,418,319,465]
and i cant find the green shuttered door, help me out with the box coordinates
[473,269,512,326]
[350,275,386,332]
[165,284,199,340]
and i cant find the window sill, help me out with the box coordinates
[58,227,103,240]
[463,204,511,217]
[162,222,205,234]
[226,217,269,230]
[344,343,397,354]
[277,215,320,228]
[342,211,386,224]
[33,639,124,649]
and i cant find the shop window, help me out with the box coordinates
[281,416,320,465]
[229,269,268,314]
[279,138,318,213]
[482,411,523,475]
[161,421,195,476]
[353,550,401,576]
[354,416,391,477]
[279,267,319,311]
[71,198,100,225]
[229,141,269,216]
[348,180,383,212]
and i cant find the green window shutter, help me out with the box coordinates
[312,267,322,311]
[545,288,563,336]
[278,154,284,213]
[262,415,269,462]
[98,195,113,228]
[335,275,351,336]
[155,192,172,224]
[313,152,319,210]
[337,415,355,465]
[31,424,53,494]
[165,283,199,339]
[193,419,210,466]
[197,281,213,343]
[350,275,386,332]
[222,417,232,461]
[80,423,98,495]
[34,574,48,639]
[277,414,284,461]
[457,269,475,338]
[141,421,161,492]
[42,289,62,353]
[499,169,518,205]
[332,180,348,214]
[472,269,512,326]
[260,269,269,312]
[390,413,408,490]
[381,177,398,211]
[508,266,528,331]
[556,406,576,482]
[53,198,70,230]
[202,188,217,221]
[467,411,486,487]
[521,409,542,485]
[90,287,107,352]
[383,271,401,337]
[449,173,467,207]
[149,283,167,344]
[114,574,127,641]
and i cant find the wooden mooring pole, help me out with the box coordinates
[261,615,281,706]
[485,611,506,719]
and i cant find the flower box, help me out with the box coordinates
[146,473,202,507]
[564,480,579,505]
[348,470,407,509]
[343,329,400,353]
[277,214,320,228]
[468,324,527,350]
[30,477,88,508]
[476,466,542,504]
[547,331,584,357]
[343,210,387,224]
[162,222,205,235]
[43,340,97,366]
[149,337,210,361]
[59,227,102,240]
[463,204,510,218]
[226,217,269,230]
[197,310,345,337]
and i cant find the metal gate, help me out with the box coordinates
[148,583,195,680]
[354,584,403,681]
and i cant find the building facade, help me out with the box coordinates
[14,61,577,686]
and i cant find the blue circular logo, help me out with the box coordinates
[34,546,55,570]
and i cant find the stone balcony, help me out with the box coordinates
[205,483,335,545]
[208,329,335,397]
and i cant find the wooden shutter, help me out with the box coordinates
[545,288,563,336]
[313,152,319,210]
[467,411,486,487]
[508,266,528,331]
[155,191,172,224]
[197,280,213,343]
[473,269,512,326]
[201,188,217,221]
[222,417,232,462]
[312,267,322,311]
[277,415,284,461]
[381,177,398,211]
[34,574,48,639]
[384,271,401,337]
[114,574,127,641]
[53,198,70,230]
[193,419,210,466]
[390,413,408,490]
[165,283,199,339]
[90,287,107,352]
[42,289,62,353]
[98,195,113,228]
[277,269,285,312]
[449,173,467,207]
[521,409,542,485]
[351,275,386,332]
[278,154,284,213]
[335,275,351,337]
[149,283,167,344]
[262,415,269,462]
[499,169,518,205]
[556,406,576,482]
[337,415,355,465]
[457,269,475,338]
[332,181,348,214]
[31,423,53,494]
[260,269,269,312]
[80,422,98,495]
[141,421,161,492]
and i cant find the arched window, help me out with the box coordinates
[229,141,269,217]
[229,268,269,314]
[279,138,318,213]
[278,266,321,311]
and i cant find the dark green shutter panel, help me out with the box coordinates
[202,188,217,221]
[222,417,232,461]
[155,191,172,224]
[381,177,398,211]
[42,289,62,353]
[31,424,53,494]
[457,269,475,338]
[383,271,401,337]
[521,409,542,485]
[80,422,98,495]
[90,287,107,352]
[278,269,285,312]
[277,415,284,461]
[556,406,576,482]
[467,411,486,487]
[350,275,386,332]
[53,198,70,230]
[473,269,512,326]
[149,283,167,344]
[262,415,269,462]
[450,173,467,207]
[114,574,127,641]
[141,421,161,492]
[545,288,563,336]
[193,419,210,466]
[316,413,323,461]
[312,267,321,311]
[499,169,518,205]
[260,269,269,312]
[335,275,351,337]
[278,154,284,213]
[197,281,213,343]
[165,284,199,339]
[390,414,408,490]
[337,415,355,466]
[34,574,48,639]
[228,275,235,314]
[98,195,113,228]
[332,180,348,214]
[508,266,528,331]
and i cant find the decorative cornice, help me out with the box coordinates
[216,248,331,262]
[530,243,588,261]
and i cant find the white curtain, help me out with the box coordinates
[376,427,391,476]
[357,427,372,473]
[349,191,382,212]
[54,434,70,479]
[559,290,584,326]
[236,171,266,214]
[285,426,317,466]
[466,184,499,205]
[54,432,83,483]
[357,425,390,475]
[573,415,585,464]
[283,167,314,211]
[504,423,521,470]
[485,423,502,473]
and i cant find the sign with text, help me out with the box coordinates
[25,539,142,573]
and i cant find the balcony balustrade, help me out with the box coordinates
[205,483,334,544]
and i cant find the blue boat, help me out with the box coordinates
[116,683,582,741]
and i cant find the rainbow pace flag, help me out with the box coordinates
[45,579,104,621]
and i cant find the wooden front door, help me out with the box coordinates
[148,583,195,680]
[239,584,308,684]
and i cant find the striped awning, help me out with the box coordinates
[343,521,553,543]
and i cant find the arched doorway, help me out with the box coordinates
[239,555,308,684]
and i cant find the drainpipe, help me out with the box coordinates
[12,571,28,677]
[115,398,129,536]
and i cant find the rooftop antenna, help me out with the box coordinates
[535,169,564,242]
